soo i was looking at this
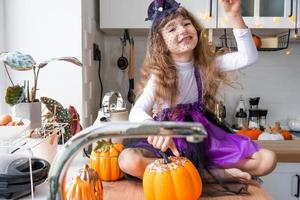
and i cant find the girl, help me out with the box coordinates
[119,0,276,183]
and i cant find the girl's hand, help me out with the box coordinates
[219,0,247,28]
[147,128,180,156]
[220,0,241,16]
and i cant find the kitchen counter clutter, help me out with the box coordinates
[32,153,273,200]
[27,122,300,199]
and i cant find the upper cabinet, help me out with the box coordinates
[297,0,300,28]
[100,0,152,29]
[180,0,217,28]
[100,0,297,29]
[218,0,297,28]
[100,0,217,29]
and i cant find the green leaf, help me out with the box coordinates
[0,52,35,70]
[94,140,111,152]
[5,85,25,106]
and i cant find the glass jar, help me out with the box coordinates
[235,108,247,129]
[248,109,260,129]
[259,109,268,130]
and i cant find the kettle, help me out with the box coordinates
[96,92,129,144]
[101,91,128,122]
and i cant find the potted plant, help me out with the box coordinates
[0,51,82,129]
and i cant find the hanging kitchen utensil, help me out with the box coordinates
[117,29,130,71]
[127,38,136,105]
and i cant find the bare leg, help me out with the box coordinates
[118,148,157,179]
[223,148,277,183]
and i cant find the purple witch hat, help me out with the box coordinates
[145,0,180,27]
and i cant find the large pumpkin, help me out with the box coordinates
[89,140,124,181]
[65,164,103,200]
[143,156,202,200]
[237,128,262,140]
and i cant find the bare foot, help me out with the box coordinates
[224,168,251,183]
[204,168,251,184]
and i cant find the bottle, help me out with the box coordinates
[215,101,226,122]
[259,109,268,130]
[248,109,260,129]
[236,95,246,112]
[235,108,247,129]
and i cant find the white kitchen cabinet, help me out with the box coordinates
[100,0,152,29]
[180,0,217,28]
[260,163,300,200]
[100,0,217,29]
[297,0,300,29]
[218,0,297,28]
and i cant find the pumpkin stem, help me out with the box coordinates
[159,151,170,164]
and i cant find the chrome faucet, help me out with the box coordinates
[48,121,207,199]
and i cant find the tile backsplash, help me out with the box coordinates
[100,33,300,127]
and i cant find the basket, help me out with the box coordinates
[219,29,291,51]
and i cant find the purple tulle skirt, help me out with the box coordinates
[131,102,260,168]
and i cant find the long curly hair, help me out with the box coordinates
[138,7,230,113]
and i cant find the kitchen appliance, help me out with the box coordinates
[94,91,129,143]
[248,109,260,129]
[0,154,50,199]
[249,97,260,109]
[259,109,268,130]
[98,91,128,122]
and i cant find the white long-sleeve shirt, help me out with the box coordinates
[129,29,258,122]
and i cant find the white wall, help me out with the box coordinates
[100,33,300,127]
[81,0,104,126]
[0,0,9,114]
[224,42,300,126]
[4,0,83,119]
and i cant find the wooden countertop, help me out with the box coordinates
[103,180,272,200]
[256,139,300,162]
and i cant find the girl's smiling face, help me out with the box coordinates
[161,16,198,62]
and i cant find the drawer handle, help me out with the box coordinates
[209,0,212,17]
[295,174,300,198]
[288,0,293,17]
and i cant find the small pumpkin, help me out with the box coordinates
[89,139,124,181]
[143,155,202,200]
[272,122,292,140]
[65,164,103,200]
[237,128,262,140]
[280,130,292,140]
[258,132,284,140]
[252,34,262,48]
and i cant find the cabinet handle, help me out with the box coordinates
[288,0,293,17]
[209,0,212,17]
[295,174,300,198]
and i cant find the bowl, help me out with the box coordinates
[288,118,300,132]
[0,118,31,140]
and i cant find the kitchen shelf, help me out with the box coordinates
[218,29,291,51]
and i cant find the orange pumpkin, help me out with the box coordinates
[252,34,262,48]
[237,128,262,140]
[272,122,292,140]
[65,164,103,200]
[280,130,292,140]
[143,156,202,200]
[89,140,124,181]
